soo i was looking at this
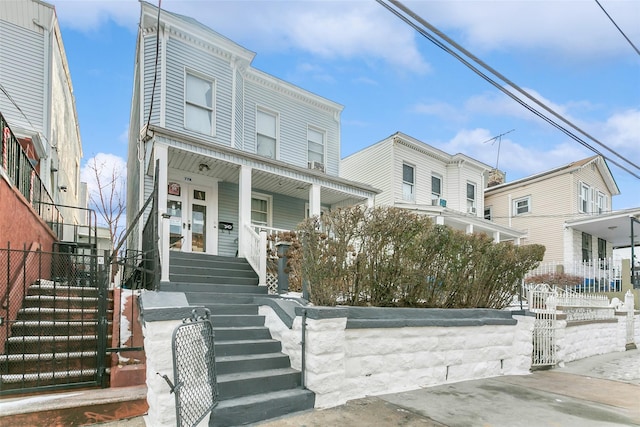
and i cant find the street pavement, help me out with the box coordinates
[100,349,640,426]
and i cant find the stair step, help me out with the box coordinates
[213,326,271,341]
[217,368,301,400]
[0,351,98,374]
[169,274,258,285]
[0,368,98,391]
[211,315,265,328]
[206,304,257,316]
[215,353,291,375]
[183,293,259,305]
[210,388,315,427]
[23,295,100,310]
[29,281,100,297]
[10,320,104,336]
[170,265,257,278]
[214,339,281,357]
[162,282,267,294]
[16,307,100,321]
[6,334,105,354]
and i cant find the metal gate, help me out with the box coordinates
[527,284,557,367]
[171,309,218,427]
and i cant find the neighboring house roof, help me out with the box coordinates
[565,208,640,248]
[485,155,620,196]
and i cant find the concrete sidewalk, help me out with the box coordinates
[99,349,640,426]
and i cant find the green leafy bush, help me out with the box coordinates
[289,206,545,309]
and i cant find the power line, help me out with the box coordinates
[594,0,640,56]
[0,82,37,131]
[376,0,640,180]
[145,0,162,130]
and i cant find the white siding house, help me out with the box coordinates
[0,0,84,227]
[341,132,524,242]
[126,2,378,282]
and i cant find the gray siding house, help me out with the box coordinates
[126,2,377,283]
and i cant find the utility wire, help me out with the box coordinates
[145,0,162,130]
[0,83,37,131]
[594,0,640,56]
[377,0,640,179]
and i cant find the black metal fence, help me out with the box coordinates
[0,244,109,395]
[1,112,62,237]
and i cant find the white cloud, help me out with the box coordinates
[81,153,127,202]
[411,101,466,122]
[52,0,139,32]
[600,109,640,158]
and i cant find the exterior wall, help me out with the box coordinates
[556,316,630,364]
[341,140,393,206]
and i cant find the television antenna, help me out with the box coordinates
[482,129,515,170]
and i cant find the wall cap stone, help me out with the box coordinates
[139,290,203,322]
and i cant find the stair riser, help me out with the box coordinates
[183,293,257,305]
[0,372,97,391]
[23,299,102,310]
[1,356,98,374]
[28,287,99,298]
[168,275,259,285]
[213,328,271,341]
[215,356,290,375]
[11,323,102,336]
[7,339,100,354]
[170,257,255,269]
[214,341,281,357]
[169,252,250,263]
[17,310,101,321]
[205,305,257,315]
[170,265,257,278]
[211,316,265,328]
[218,372,301,400]
[162,283,267,294]
[210,390,315,427]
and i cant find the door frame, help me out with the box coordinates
[167,171,218,255]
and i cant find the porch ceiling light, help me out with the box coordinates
[198,163,210,172]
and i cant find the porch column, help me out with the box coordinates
[154,144,169,282]
[309,184,321,217]
[367,197,374,208]
[238,165,252,257]
[466,224,474,234]
[435,216,445,226]
[493,231,501,242]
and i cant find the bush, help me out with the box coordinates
[289,206,545,309]
[525,273,583,288]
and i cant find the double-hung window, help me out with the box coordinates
[402,163,415,202]
[431,174,442,201]
[596,191,607,214]
[513,196,531,215]
[579,182,590,213]
[582,232,592,262]
[251,194,271,227]
[466,182,476,214]
[308,127,325,166]
[185,72,214,135]
[256,109,277,159]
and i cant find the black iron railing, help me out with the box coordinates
[1,112,61,236]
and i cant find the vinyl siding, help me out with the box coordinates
[0,20,45,132]
[163,36,233,145]
[341,140,393,206]
[572,162,612,214]
[243,79,340,176]
[142,34,162,128]
[234,68,244,150]
[218,181,239,257]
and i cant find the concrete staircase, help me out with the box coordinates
[0,280,110,392]
[161,251,314,427]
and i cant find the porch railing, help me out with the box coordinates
[1,112,62,237]
[243,224,266,286]
[526,257,622,293]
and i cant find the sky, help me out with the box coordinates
[50,0,640,210]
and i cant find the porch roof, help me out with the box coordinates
[149,125,380,206]
[565,208,640,248]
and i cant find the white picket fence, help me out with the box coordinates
[526,257,622,293]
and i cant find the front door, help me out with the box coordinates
[167,181,217,254]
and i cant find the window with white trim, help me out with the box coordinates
[579,182,590,213]
[307,127,325,166]
[185,72,214,135]
[484,206,492,221]
[596,191,607,214]
[402,163,415,202]
[256,109,277,159]
[513,196,531,216]
[251,194,272,227]
[466,182,476,214]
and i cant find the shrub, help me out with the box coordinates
[289,206,545,309]
[525,273,583,288]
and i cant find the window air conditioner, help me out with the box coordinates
[431,198,447,207]
[468,206,477,214]
[308,161,325,173]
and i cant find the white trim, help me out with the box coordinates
[307,125,326,166]
[159,24,167,127]
[183,67,216,136]
[255,106,279,160]
[251,192,273,227]
[402,162,415,202]
[513,195,531,216]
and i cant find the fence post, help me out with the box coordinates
[625,290,636,350]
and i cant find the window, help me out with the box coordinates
[256,109,277,159]
[579,182,590,213]
[308,127,325,165]
[251,194,271,227]
[431,174,442,199]
[597,238,606,260]
[484,206,492,221]
[582,232,592,262]
[402,163,415,202]
[466,182,476,213]
[513,196,531,215]
[185,72,214,135]
[596,192,607,214]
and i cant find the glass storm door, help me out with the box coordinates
[166,182,216,254]
[167,196,183,251]
[189,190,207,252]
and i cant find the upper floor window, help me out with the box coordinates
[251,193,272,227]
[256,109,277,159]
[185,72,214,135]
[431,174,442,199]
[579,182,590,213]
[466,182,476,214]
[513,196,531,216]
[308,127,325,167]
[596,191,607,214]
[484,206,492,221]
[402,163,415,202]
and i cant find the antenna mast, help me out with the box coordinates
[482,129,515,170]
